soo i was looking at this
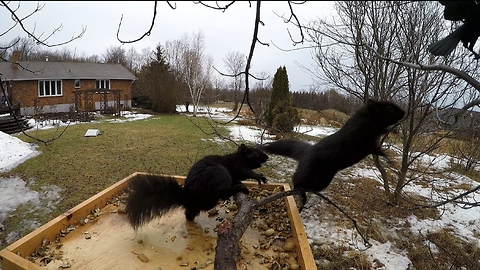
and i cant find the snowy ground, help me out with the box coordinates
[1,107,480,269]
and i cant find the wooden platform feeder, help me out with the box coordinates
[0,172,315,270]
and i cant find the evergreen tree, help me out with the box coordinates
[264,66,299,133]
[133,45,181,113]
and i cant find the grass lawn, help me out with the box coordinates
[0,113,253,247]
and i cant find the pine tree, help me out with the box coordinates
[134,45,181,113]
[264,66,299,133]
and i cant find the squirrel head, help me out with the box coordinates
[238,143,269,169]
[366,99,405,128]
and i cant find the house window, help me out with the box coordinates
[96,79,110,89]
[39,80,62,97]
[74,79,81,88]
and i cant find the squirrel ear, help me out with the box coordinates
[366,99,379,114]
[238,143,247,151]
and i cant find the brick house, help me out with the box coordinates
[0,52,136,117]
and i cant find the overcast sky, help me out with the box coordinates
[1,1,336,92]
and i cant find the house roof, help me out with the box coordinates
[0,61,136,81]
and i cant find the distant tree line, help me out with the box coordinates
[1,36,360,118]
[291,89,360,115]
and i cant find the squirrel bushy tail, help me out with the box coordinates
[260,139,313,161]
[125,174,187,231]
[427,25,463,57]
[125,144,268,228]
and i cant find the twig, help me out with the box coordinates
[310,191,372,248]
[1,0,86,47]
[258,188,372,248]
[117,1,159,44]
[183,114,239,146]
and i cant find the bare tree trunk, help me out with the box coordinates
[373,155,393,203]
[223,51,246,113]
[394,158,409,205]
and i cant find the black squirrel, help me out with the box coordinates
[260,99,405,207]
[125,143,269,230]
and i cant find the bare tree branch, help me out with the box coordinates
[1,1,86,47]
[242,0,263,115]
[412,185,480,209]
[117,1,159,44]
[194,1,238,11]
[183,113,239,146]
[215,192,257,270]
[212,66,266,81]
[273,1,306,46]
[363,43,480,121]
[214,185,372,270]
[259,189,371,248]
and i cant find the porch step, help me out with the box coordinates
[0,115,32,134]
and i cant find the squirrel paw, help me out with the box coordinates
[233,183,250,195]
[257,176,268,185]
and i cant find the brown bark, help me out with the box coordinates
[214,192,258,270]
[214,189,302,269]
[213,188,370,269]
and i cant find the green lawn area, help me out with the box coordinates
[0,113,253,247]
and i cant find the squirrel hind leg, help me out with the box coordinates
[231,183,250,196]
[299,191,308,212]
